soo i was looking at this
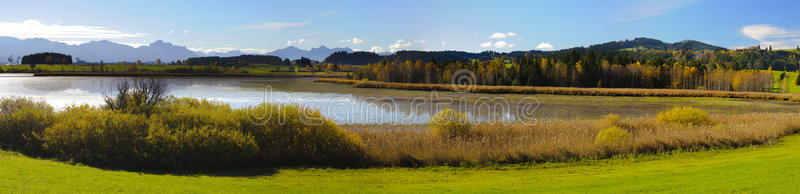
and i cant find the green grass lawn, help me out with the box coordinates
[772,70,800,93]
[2,133,799,192]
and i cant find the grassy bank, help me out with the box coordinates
[316,78,800,102]
[772,70,800,93]
[2,133,799,192]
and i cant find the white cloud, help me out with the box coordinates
[241,21,310,31]
[240,48,271,53]
[480,41,493,48]
[352,37,363,44]
[740,24,800,49]
[489,32,517,39]
[0,19,147,40]
[59,40,87,45]
[183,30,188,34]
[118,42,148,48]
[286,39,307,46]
[340,37,364,44]
[389,39,412,52]
[440,41,446,46]
[490,32,507,39]
[369,46,385,53]
[493,41,510,48]
[494,41,515,49]
[168,30,174,35]
[480,41,515,49]
[480,40,517,49]
[536,42,555,50]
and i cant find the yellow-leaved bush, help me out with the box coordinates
[0,97,54,155]
[238,103,366,167]
[594,126,631,146]
[144,98,259,169]
[656,106,712,126]
[428,108,472,138]
[2,96,367,170]
[43,105,149,169]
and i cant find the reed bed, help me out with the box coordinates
[346,113,800,166]
[314,78,363,84]
[316,78,800,102]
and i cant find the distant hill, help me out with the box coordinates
[587,37,726,51]
[186,55,285,66]
[266,45,353,61]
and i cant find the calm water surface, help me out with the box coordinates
[1,73,798,124]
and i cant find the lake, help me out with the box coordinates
[1,73,798,124]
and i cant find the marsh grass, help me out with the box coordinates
[317,78,800,102]
[350,112,800,166]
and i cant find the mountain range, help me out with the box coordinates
[0,36,728,64]
[0,37,354,64]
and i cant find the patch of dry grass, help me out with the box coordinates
[347,112,800,166]
[317,78,800,102]
[313,78,363,84]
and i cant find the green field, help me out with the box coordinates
[2,133,799,192]
[772,70,800,93]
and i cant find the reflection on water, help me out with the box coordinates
[0,75,534,124]
[2,75,799,124]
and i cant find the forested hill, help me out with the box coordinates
[324,37,727,65]
[587,37,727,51]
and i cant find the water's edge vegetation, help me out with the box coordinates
[2,88,799,171]
[316,78,800,101]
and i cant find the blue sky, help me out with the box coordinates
[1,0,798,53]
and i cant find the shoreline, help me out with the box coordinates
[32,71,346,78]
[315,78,800,102]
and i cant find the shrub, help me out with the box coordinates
[600,114,621,128]
[656,106,712,126]
[594,126,630,146]
[144,97,259,169]
[0,97,54,155]
[429,108,471,138]
[238,103,365,167]
[43,106,149,168]
[148,97,240,130]
[145,125,259,169]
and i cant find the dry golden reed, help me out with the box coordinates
[346,112,800,166]
[317,78,800,102]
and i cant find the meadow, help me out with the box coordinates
[2,129,799,192]
[772,70,800,93]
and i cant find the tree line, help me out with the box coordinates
[351,48,796,92]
